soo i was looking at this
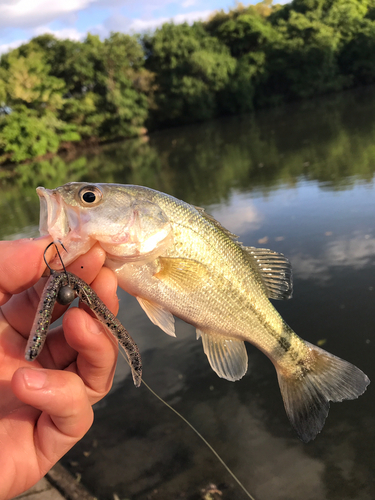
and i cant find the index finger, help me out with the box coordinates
[1,243,108,338]
[0,237,53,305]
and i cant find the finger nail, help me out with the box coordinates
[88,316,104,335]
[22,368,48,389]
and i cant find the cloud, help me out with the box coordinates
[0,38,27,55]
[291,235,375,281]
[33,26,85,41]
[0,0,98,30]
[0,26,86,55]
[182,0,198,6]
[325,236,375,269]
[0,2,215,56]
[104,9,213,34]
[289,254,330,282]
[210,197,264,235]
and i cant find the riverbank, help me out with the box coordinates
[15,463,96,500]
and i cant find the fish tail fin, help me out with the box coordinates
[277,341,370,442]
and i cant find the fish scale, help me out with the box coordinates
[154,195,288,347]
[36,182,370,442]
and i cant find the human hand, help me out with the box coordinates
[0,237,119,499]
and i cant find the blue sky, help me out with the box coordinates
[0,0,255,55]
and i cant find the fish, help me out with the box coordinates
[36,182,370,442]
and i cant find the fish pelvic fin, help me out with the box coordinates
[277,341,370,443]
[199,329,248,382]
[136,296,176,337]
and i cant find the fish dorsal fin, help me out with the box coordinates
[195,207,238,240]
[154,257,210,291]
[198,329,248,381]
[136,296,176,337]
[244,246,293,300]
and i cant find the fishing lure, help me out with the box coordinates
[25,243,142,387]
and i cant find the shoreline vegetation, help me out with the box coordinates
[1,0,375,165]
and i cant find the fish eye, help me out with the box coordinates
[78,186,103,206]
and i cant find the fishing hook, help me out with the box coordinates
[43,241,75,305]
[43,240,69,277]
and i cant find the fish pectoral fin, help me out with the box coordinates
[136,297,176,337]
[243,246,293,300]
[154,257,210,291]
[198,329,248,382]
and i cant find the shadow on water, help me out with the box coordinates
[2,86,375,499]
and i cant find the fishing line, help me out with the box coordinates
[112,339,257,500]
[52,243,255,499]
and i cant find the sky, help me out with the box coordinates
[0,0,256,55]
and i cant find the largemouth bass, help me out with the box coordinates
[37,182,370,442]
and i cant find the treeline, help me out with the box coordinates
[1,0,375,164]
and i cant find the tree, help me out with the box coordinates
[0,46,79,163]
[0,49,65,113]
[98,33,150,139]
[0,107,79,162]
[144,22,236,126]
[338,19,375,84]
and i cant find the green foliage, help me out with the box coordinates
[207,10,279,57]
[0,107,79,162]
[1,0,375,163]
[98,33,149,139]
[0,32,150,163]
[257,10,345,103]
[143,22,236,125]
[338,19,375,83]
[0,76,6,104]
[1,49,65,112]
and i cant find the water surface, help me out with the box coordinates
[1,87,375,500]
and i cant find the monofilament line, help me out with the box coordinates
[140,376,257,500]
[113,339,257,500]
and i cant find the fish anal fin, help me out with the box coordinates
[277,341,370,442]
[154,257,210,291]
[244,246,293,300]
[198,329,248,382]
[136,296,176,337]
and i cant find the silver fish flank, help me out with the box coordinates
[36,182,370,442]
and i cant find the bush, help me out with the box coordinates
[0,108,80,162]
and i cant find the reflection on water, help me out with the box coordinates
[2,86,375,499]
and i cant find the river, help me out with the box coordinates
[1,86,375,500]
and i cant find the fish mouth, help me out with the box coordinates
[37,186,96,267]
[37,187,70,241]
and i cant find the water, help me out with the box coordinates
[1,86,375,499]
